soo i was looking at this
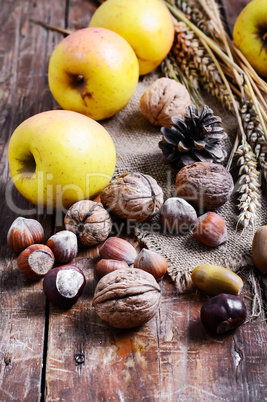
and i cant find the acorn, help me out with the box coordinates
[191,264,243,296]
[134,248,168,281]
[46,230,78,264]
[18,244,55,280]
[7,217,44,253]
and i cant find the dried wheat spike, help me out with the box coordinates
[172,22,233,111]
[235,141,261,229]
[170,0,219,38]
[240,100,267,182]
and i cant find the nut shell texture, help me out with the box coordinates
[18,244,55,280]
[64,200,112,246]
[140,78,191,127]
[7,217,44,253]
[175,162,234,210]
[46,230,78,264]
[191,264,243,296]
[160,197,197,234]
[93,268,161,328]
[252,225,267,274]
[193,211,227,247]
[99,237,137,265]
[100,172,164,222]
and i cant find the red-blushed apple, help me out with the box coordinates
[233,0,267,77]
[48,27,139,121]
[89,0,174,75]
[8,110,116,210]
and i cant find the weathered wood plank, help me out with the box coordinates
[0,0,65,399]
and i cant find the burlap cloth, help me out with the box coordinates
[101,71,266,316]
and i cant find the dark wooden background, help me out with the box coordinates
[1,0,267,401]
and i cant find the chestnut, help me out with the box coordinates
[43,264,86,308]
[201,293,247,336]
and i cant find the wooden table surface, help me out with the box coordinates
[1,0,267,401]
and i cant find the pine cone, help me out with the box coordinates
[159,104,227,169]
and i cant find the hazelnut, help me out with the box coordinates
[252,225,267,273]
[93,268,161,328]
[134,248,168,281]
[160,197,197,234]
[94,259,129,280]
[18,244,55,280]
[43,264,86,308]
[191,264,243,296]
[99,237,137,265]
[100,172,164,222]
[193,211,227,247]
[175,162,234,211]
[64,200,112,246]
[140,77,191,127]
[46,230,78,264]
[7,217,44,253]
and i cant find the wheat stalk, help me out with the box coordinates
[235,141,261,229]
[171,21,234,111]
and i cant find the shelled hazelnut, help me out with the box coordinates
[18,244,55,280]
[46,230,78,264]
[64,200,112,246]
[7,217,44,253]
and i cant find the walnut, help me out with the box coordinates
[100,172,164,222]
[64,200,112,246]
[175,162,234,210]
[93,268,161,328]
[140,77,191,127]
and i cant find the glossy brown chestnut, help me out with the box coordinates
[18,244,55,280]
[201,293,247,336]
[43,264,86,308]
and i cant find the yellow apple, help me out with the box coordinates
[233,0,267,77]
[89,0,174,75]
[8,110,116,210]
[48,27,139,121]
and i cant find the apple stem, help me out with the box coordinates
[30,19,72,36]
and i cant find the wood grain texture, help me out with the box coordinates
[0,0,63,400]
[0,0,267,401]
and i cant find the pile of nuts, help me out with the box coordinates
[7,164,253,335]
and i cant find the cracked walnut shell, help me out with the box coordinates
[100,172,164,222]
[140,77,191,127]
[93,268,161,328]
